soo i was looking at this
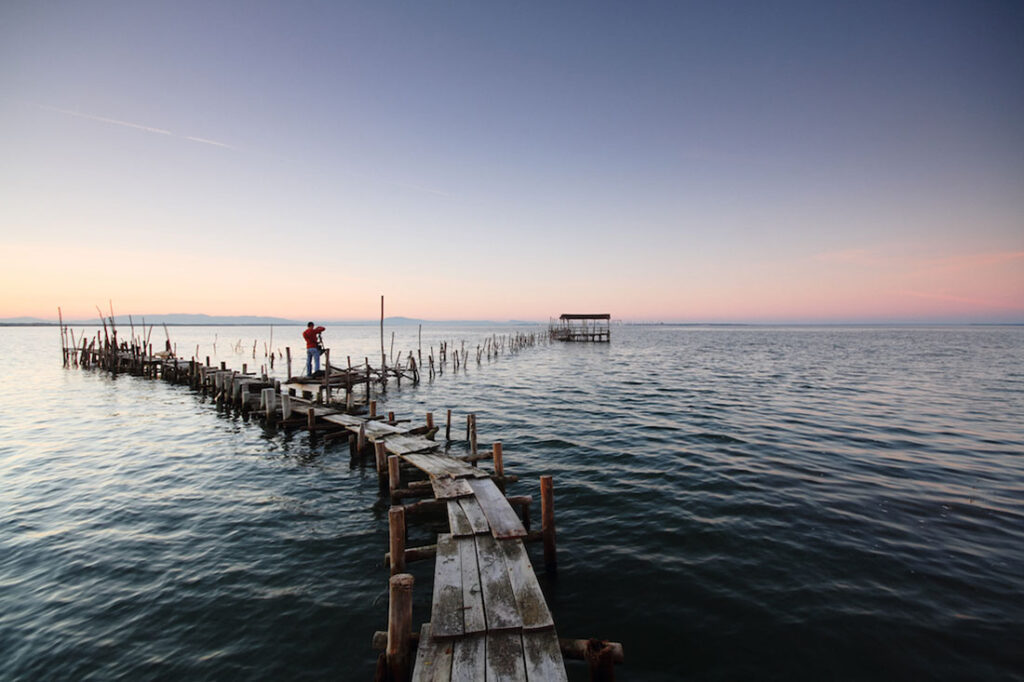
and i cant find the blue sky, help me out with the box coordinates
[2,1,1022,322]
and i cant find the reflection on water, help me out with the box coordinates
[1,325,1023,680]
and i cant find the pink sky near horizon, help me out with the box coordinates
[3,241,1021,323]
[2,4,1022,325]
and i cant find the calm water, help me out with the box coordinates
[1,325,1022,681]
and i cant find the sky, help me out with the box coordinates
[2,1,1022,323]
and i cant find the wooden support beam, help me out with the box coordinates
[382,543,437,567]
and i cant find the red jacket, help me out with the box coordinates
[303,326,325,349]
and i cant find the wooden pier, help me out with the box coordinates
[549,314,611,343]
[59,321,623,680]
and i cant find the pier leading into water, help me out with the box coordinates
[61,323,623,680]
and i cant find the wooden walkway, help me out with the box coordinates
[62,339,623,680]
[397,452,567,681]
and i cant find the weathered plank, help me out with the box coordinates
[430,534,464,638]
[321,413,364,427]
[403,453,460,477]
[384,435,437,456]
[522,629,568,681]
[450,633,486,682]
[447,501,474,537]
[496,539,554,631]
[468,477,527,539]
[403,452,487,479]
[411,623,454,682]
[458,537,486,634]
[431,476,474,500]
[485,631,527,680]
[475,534,522,631]
[362,420,409,439]
[457,497,491,535]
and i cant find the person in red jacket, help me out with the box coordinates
[303,322,325,376]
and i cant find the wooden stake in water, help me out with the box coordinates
[386,573,414,682]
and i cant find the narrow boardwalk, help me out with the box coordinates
[398,453,566,680]
[63,334,623,680]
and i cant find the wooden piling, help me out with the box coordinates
[262,388,275,420]
[541,475,557,573]
[586,639,618,681]
[374,442,388,492]
[307,408,316,431]
[493,441,504,477]
[470,413,478,456]
[445,409,451,441]
[385,573,414,682]
[387,455,401,494]
[388,506,406,575]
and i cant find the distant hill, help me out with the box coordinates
[0,316,54,325]
[111,314,301,325]
[1,314,543,326]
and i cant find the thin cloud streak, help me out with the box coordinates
[184,136,233,149]
[34,102,172,135]
[28,100,233,149]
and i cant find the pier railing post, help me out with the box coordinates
[541,475,557,573]
[386,573,414,682]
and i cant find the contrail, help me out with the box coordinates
[28,100,232,149]
[34,102,172,136]
[184,135,233,149]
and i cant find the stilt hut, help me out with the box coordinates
[549,314,611,342]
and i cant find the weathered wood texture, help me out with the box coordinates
[468,478,527,540]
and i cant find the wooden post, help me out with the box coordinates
[262,388,275,420]
[379,295,385,373]
[388,455,401,494]
[369,400,377,418]
[307,407,316,431]
[281,394,292,420]
[386,573,414,682]
[585,640,618,681]
[426,412,434,430]
[375,441,388,491]
[358,423,367,453]
[324,349,331,403]
[493,442,504,477]
[445,409,452,441]
[470,413,478,455]
[286,346,292,380]
[387,411,395,424]
[541,475,557,573]
[388,506,406,575]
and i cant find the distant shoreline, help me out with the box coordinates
[4,321,1021,328]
